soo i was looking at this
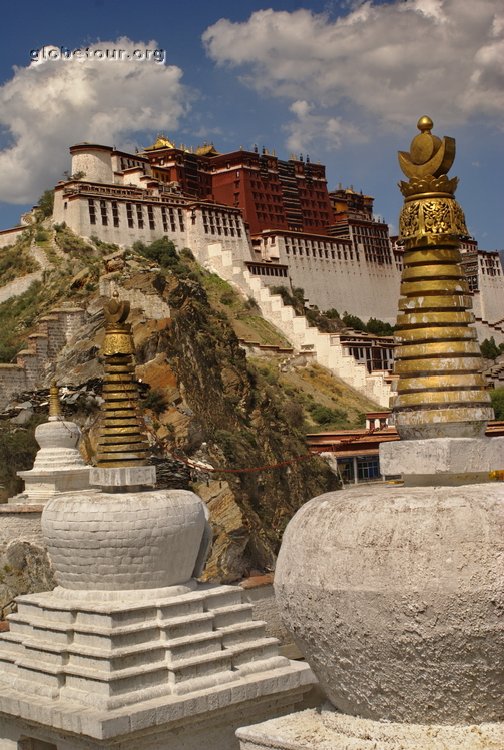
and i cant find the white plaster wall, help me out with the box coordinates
[0,228,24,249]
[71,148,113,184]
[274,238,401,323]
[478,273,504,324]
[58,195,252,262]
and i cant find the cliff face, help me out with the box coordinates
[156,271,339,580]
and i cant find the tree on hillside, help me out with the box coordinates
[342,312,367,332]
[133,237,179,268]
[481,337,501,360]
[37,189,54,218]
[490,388,504,420]
[366,317,394,336]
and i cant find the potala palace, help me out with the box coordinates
[1,136,503,408]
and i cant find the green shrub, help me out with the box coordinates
[490,388,504,419]
[309,404,347,425]
[179,247,195,261]
[142,388,168,416]
[220,291,235,305]
[54,225,91,254]
[481,337,500,360]
[34,228,49,243]
[0,280,44,361]
[136,237,178,267]
[342,312,367,332]
[0,242,37,286]
[325,308,340,319]
[366,317,394,335]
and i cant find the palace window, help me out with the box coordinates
[126,203,134,228]
[161,206,168,232]
[88,199,96,225]
[177,208,184,232]
[111,202,119,228]
[147,205,155,231]
[136,204,144,229]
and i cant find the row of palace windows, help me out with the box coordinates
[349,346,394,372]
[119,157,146,171]
[479,258,502,276]
[201,210,242,238]
[285,245,356,261]
[362,247,393,265]
[247,264,288,278]
[88,199,185,232]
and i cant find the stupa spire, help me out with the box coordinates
[48,379,62,420]
[392,115,493,439]
[95,291,149,468]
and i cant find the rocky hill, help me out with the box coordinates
[0,221,381,582]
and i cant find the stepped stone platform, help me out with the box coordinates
[0,582,313,748]
[237,704,504,750]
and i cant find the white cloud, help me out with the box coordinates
[285,100,367,152]
[203,1,504,142]
[0,38,190,204]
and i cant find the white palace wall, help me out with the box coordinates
[53,189,251,262]
[477,266,504,324]
[261,235,402,324]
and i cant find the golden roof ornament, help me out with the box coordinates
[392,116,493,439]
[94,291,151,470]
[144,134,176,151]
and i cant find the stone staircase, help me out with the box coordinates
[205,245,392,407]
[484,358,504,388]
[474,315,504,346]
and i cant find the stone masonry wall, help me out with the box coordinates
[0,307,86,409]
[0,506,54,618]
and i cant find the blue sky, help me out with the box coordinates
[0,0,502,248]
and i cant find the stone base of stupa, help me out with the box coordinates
[10,467,91,504]
[236,703,504,750]
[0,582,314,750]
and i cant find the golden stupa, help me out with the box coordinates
[392,116,493,439]
[95,292,150,467]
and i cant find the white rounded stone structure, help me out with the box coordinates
[42,488,207,591]
[274,483,504,725]
[15,418,90,503]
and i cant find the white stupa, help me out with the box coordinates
[11,381,90,504]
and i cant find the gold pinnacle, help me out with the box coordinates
[95,294,150,467]
[49,380,62,419]
[393,117,493,439]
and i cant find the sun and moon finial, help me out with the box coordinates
[398,115,456,181]
[103,288,130,326]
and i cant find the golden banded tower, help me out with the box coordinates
[392,116,493,439]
